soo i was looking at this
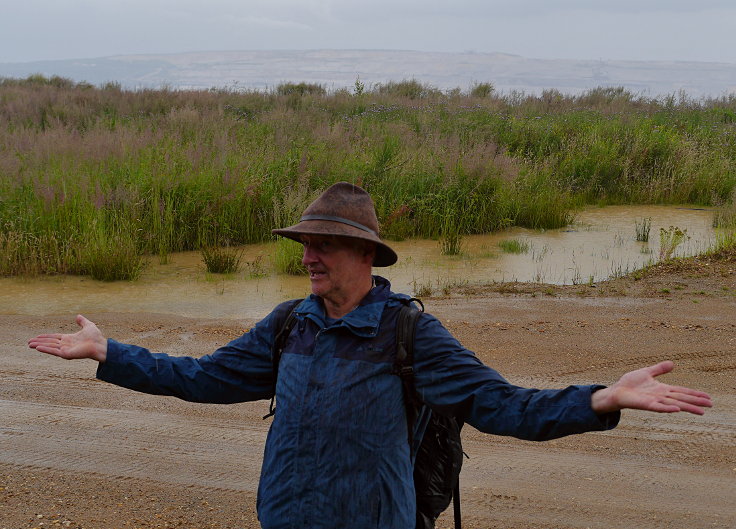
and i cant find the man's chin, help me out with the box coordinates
[309,278,327,296]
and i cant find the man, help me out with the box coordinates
[29,182,712,529]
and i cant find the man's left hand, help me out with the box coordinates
[591,361,713,415]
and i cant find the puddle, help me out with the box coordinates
[0,205,720,319]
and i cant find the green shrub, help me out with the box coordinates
[658,226,689,261]
[276,82,326,96]
[83,228,144,281]
[470,82,494,98]
[201,244,243,274]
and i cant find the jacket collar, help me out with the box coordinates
[297,276,392,337]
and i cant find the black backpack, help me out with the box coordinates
[264,298,465,529]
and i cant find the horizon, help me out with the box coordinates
[5,47,736,67]
[2,1,736,64]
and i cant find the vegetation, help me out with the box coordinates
[0,75,735,279]
[635,217,652,242]
[659,226,689,261]
[273,238,306,275]
[201,244,243,274]
[498,239,531,254]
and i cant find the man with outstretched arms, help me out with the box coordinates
[30,182,713,529]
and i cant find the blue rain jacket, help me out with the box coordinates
[97,276,619,529]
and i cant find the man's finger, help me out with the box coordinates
[28,336,61,349]
[646,360,675,378]
[669,386,713,399]
[668,391,713,407]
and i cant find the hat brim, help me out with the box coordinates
[272,220,398,267]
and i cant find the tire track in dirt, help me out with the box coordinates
[0,399,267,491]
[439,438,736,529]
[543,349,734,379]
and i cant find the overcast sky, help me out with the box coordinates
[2,0,735,64]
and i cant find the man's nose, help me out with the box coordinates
[302,245,317,265]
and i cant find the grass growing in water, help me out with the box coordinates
[83,224,144,281]
[1,76,735,279]
[201,244,243,274]
[273,238,306,275]
[659,226,689,261]
[635,217,652,242]
[498,239,531,254]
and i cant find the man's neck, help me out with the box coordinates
[323,276,374,319]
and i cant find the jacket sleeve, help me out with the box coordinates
[411,313,620,441]
[95,305,290,404]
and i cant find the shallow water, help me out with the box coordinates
[0,205,719,319]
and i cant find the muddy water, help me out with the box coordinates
[0,205,719,319]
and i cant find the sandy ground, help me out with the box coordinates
[2,252,735,529]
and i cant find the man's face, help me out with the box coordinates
[301,234,374,304]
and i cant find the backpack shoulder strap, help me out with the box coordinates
[263,297,304,419]
[394,297,424,451]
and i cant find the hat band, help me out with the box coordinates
[300,215,377,236]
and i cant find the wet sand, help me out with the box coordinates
[2,252,735,528]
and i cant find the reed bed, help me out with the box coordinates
[1,76,735,278]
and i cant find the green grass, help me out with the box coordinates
[273,238,306,275]
[635,217,652,242]
[201,244,243,274]
[0,76,735,279]
[498,239,531,254]
[659,226,689,261]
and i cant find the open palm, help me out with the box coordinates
[592,361,712,415]
[28,314,108,362]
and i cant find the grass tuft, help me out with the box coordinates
[273,238,306,275]
[658,226,689,261]
[498,239,531,254]
[635,217,652,242]
[201,244,243,274]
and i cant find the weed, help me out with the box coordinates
[498,239,530,254]
[243,255,268,279]
[83,228,144,281]
[411,278,434,297]
[276,82,326,96]
[273,238,306,275]
[659,226,689,260]
[635,217,652,242]
[201,244,243,274]
[712,191,736,228]
[438,278,469,296]
[469,82,494,98]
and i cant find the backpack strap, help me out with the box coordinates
[263,298,304,420]
[394,297,464,529]
[393,297,424,454]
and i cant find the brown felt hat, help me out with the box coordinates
[272,182,398,267]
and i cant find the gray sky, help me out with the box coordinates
[2,0,735,64]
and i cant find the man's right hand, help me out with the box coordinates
[28,314,108,363]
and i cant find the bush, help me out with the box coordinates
[276,82,326,96]
[470,82,494,98]
[83,230,144,281]
[376,79,440,99]
[201,244,243,274]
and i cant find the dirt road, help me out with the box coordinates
[2,254,735,529]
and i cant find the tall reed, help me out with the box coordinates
[1,76,734,279]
